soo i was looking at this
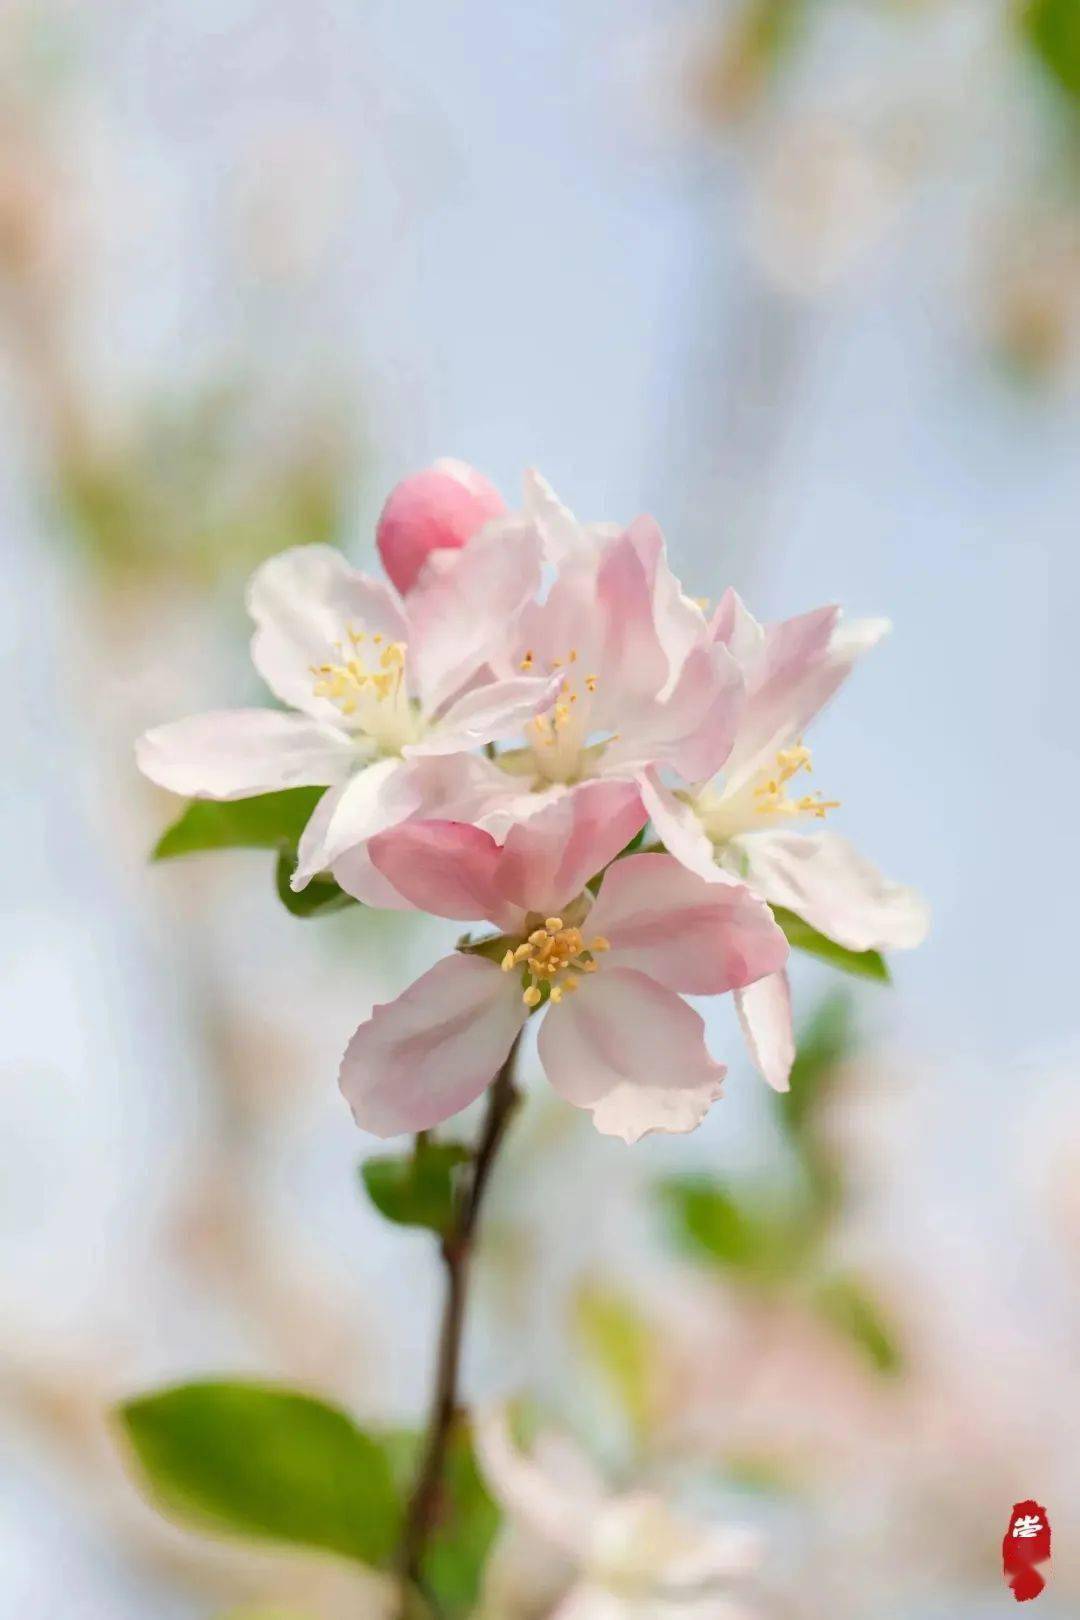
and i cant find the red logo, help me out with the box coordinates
[1003,1501,1051,1602]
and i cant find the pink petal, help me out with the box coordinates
[496,780,647,919]
[588,854,789,995]
[595,531,670,710]
[293,756,423,888]
[733,829,929,952]
[601,640,742,785]
[624,514,712,681]
[136,709,357,799]
[723,604,840,788]
[407,518,544,715]
[734,971,795,1092]
[247,545,407,720]
[376,459,507,595]
[537,967,725,1142]
[339,954,527,1137]
[367,819,515,927]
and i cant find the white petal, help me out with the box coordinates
[410,672,560,757]
[339,955,527,1137]
[734,971,795,1092]
[638,770,721,882]
[523,467,620,565]
[538,968,725,1143]
[475,1407,601,1565]
[733,829,930,952]
[247,544,407,719]
[136,709,357,799]
[292,755,422,887]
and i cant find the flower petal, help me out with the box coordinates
[522,467,620,566]
[637,769,719,883]
[339,955,527,1137]
[406,518,544,715]
[292,755,423,887]
[410,671,561,757]
[589,854,789,995]
[136,709,358,799]
[734,971,795,1093]
[367,818,515,927]
[537,967,725,1143]
[474,1406,601,1565]
[730,829,929,952]
[601,641,742,785]
[247,545,408,719]
[496,780,647,919]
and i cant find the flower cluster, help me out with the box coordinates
[138,460,927,1143]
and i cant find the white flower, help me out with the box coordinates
[475,1407,761,1620]
[136,528,557,887]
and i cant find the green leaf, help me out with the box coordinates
[274,850,357,918]
[657,1175,812,1283]
[812,1275,904,1376]
[361,1142,471,1235]
[118,1381,400,1567]
[575,1284,656,1443]
[1024,0,1080,107]
[386,1421,500,1618]
[773,906,889,984]
[152,788,324,861]
[776,990,856,1143]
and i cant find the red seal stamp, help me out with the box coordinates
[1003,1500,1051,1602]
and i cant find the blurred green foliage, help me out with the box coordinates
[361,1140,471,1237]
[383,1422,501,1617]
[658,992,903,1376]
[56,385,351,586]
[1024,0,1080,109]
[575,1284,657,1446]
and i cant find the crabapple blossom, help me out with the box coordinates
[465,499,743,837]
[475,1406,761,1620]
[338,785,788,1143]
[136,526,557,888]
[641,588,929,1090]
[376,457,507,594]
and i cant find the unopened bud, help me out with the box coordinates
[376,458,506,594]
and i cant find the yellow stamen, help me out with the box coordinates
[545,917,563,932]
[523,985,543,1008]
[753,743,839,821]
[501,950,516,972]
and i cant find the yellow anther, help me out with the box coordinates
[545,917,564,932]
[590,936,610,953]
[528,928,550,946]
[523,985,543,1008]
[753,743,839,822]
[501,950,516,972]
[585,674,598,693]
[520,650,534,670]
[568,648,578,663]
[549,986,564,1004]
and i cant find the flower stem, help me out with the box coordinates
[396,1035,522,1610]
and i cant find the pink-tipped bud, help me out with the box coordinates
[376,458,507,594]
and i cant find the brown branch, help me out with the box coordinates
[396,1035,522,1609]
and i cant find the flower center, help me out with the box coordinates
[310,629,418,751]
[514,647,604,786]
[500,916,610,1007]
[752,743,839,821]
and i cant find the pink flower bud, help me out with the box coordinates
[376,458,507,594]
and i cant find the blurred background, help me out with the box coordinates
[1,1,1078,1615]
